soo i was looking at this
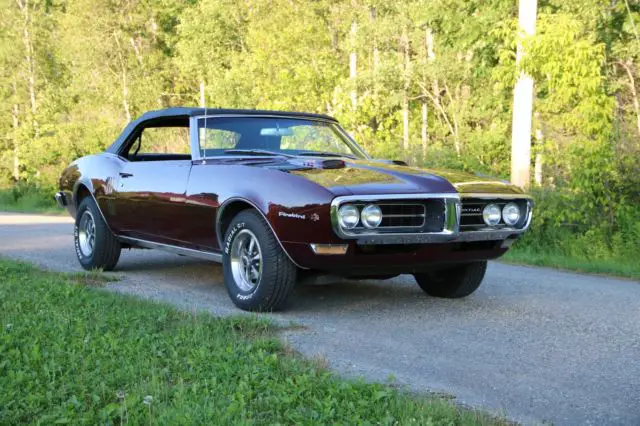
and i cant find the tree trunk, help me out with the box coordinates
[425,28,440,118]
[618,60,640,135]
[349,21,357,112]
[421,100,428,157]
[114,33,132,122]
[510,0,538,189]
[533,112,543,186]
[12,82,20,181]
[200,81,206,107]
[402,30,410,156]
[17,0,38,135]
[370,7,379,72]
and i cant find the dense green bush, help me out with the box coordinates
[508,188,640,276]
[0,182,56,213]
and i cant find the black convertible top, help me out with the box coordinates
[106,107,338,154]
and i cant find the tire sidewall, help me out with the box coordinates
[74,200,97,268]
[222,213,272,309]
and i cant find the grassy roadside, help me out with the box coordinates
[0,259,504,425]
[503,246,640,280]
[0,187,61,215]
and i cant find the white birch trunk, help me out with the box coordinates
[17,0,38,134]
[425,28,440,115]
[533,112,543,186]
[200,81,206,107]
[421,101,428,156]
[349,21,357,111]
[402,30,410,155]
[12,82,20,181]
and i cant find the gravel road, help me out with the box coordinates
[1,212,639,425]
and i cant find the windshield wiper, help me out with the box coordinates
[297,151,357,160]
[223,149,294,158]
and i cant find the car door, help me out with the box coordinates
[113,124,193,244]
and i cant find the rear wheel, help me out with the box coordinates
[222,210,297,311]
[413,261,487,298]
[74,197,121,271]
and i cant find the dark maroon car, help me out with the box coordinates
[56,108,533,311]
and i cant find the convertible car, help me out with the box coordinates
[56,107,533,311]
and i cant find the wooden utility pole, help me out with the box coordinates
[510,0,538,189]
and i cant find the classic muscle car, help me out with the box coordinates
[56,107,533,311]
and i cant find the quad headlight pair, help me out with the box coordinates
[482,202,521,226]
[337,204,382,229]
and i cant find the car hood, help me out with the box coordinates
[259,158,525,196]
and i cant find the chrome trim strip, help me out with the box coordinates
[118,236,223,262]
[215,196,308,269]
[354,228,524,245]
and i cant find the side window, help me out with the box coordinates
[129,126,190,158]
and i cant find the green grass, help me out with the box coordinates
[503,246,640,280]
[0,187,61,215]
[0,259,504,425]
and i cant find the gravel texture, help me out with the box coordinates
[1,212,639,425]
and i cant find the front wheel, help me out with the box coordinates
[222,210,297,312]
[74,197,121,271]
[413,261,487,298]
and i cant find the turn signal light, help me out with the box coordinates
[310,244,348,255]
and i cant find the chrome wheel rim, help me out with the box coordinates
[77,210,96,257]
[230,229,263,292]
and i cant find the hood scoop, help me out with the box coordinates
[371,159,408,166]
[288,158,346,170]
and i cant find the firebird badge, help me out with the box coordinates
[310,213,320,222]
[279,211,306,220]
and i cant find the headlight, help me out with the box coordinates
[502,202,521,226]
[361,204,382,228]
[482,203,502,226]
[337,204,360,229]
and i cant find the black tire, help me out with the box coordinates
[413,261,487,298]
[74,197,121,271]
[222,210,297,312]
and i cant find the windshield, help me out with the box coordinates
[197,116,367,159]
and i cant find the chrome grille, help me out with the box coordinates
[352,200,445,233]
[379,204,425,228]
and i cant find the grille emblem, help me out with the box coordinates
[462,206,482,214]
